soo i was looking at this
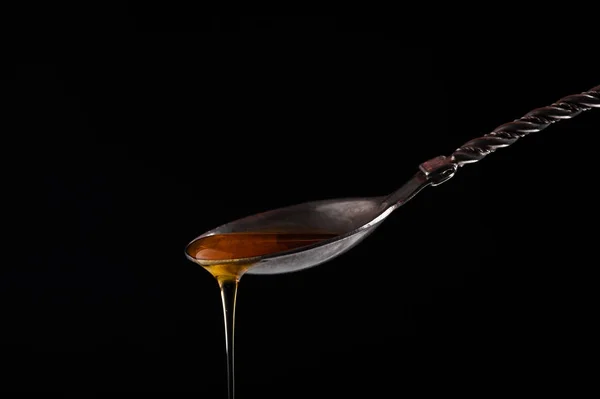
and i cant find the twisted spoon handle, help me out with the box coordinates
[421,85,600,185]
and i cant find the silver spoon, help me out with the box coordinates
[186,85,599,275]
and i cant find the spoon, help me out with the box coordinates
[187,85,599,275]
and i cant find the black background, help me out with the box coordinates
[3,13,599,397]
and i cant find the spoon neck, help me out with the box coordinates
[382,155,460,210]
[381,172,430,210]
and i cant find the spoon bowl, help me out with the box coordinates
[186,171,433,275]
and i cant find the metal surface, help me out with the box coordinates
[186,84,600,275]
[424,84,600,183]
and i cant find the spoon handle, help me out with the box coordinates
[420,84,600,186]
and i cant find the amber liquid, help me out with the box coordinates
[186,231,337,399]
[186,232,337,282]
